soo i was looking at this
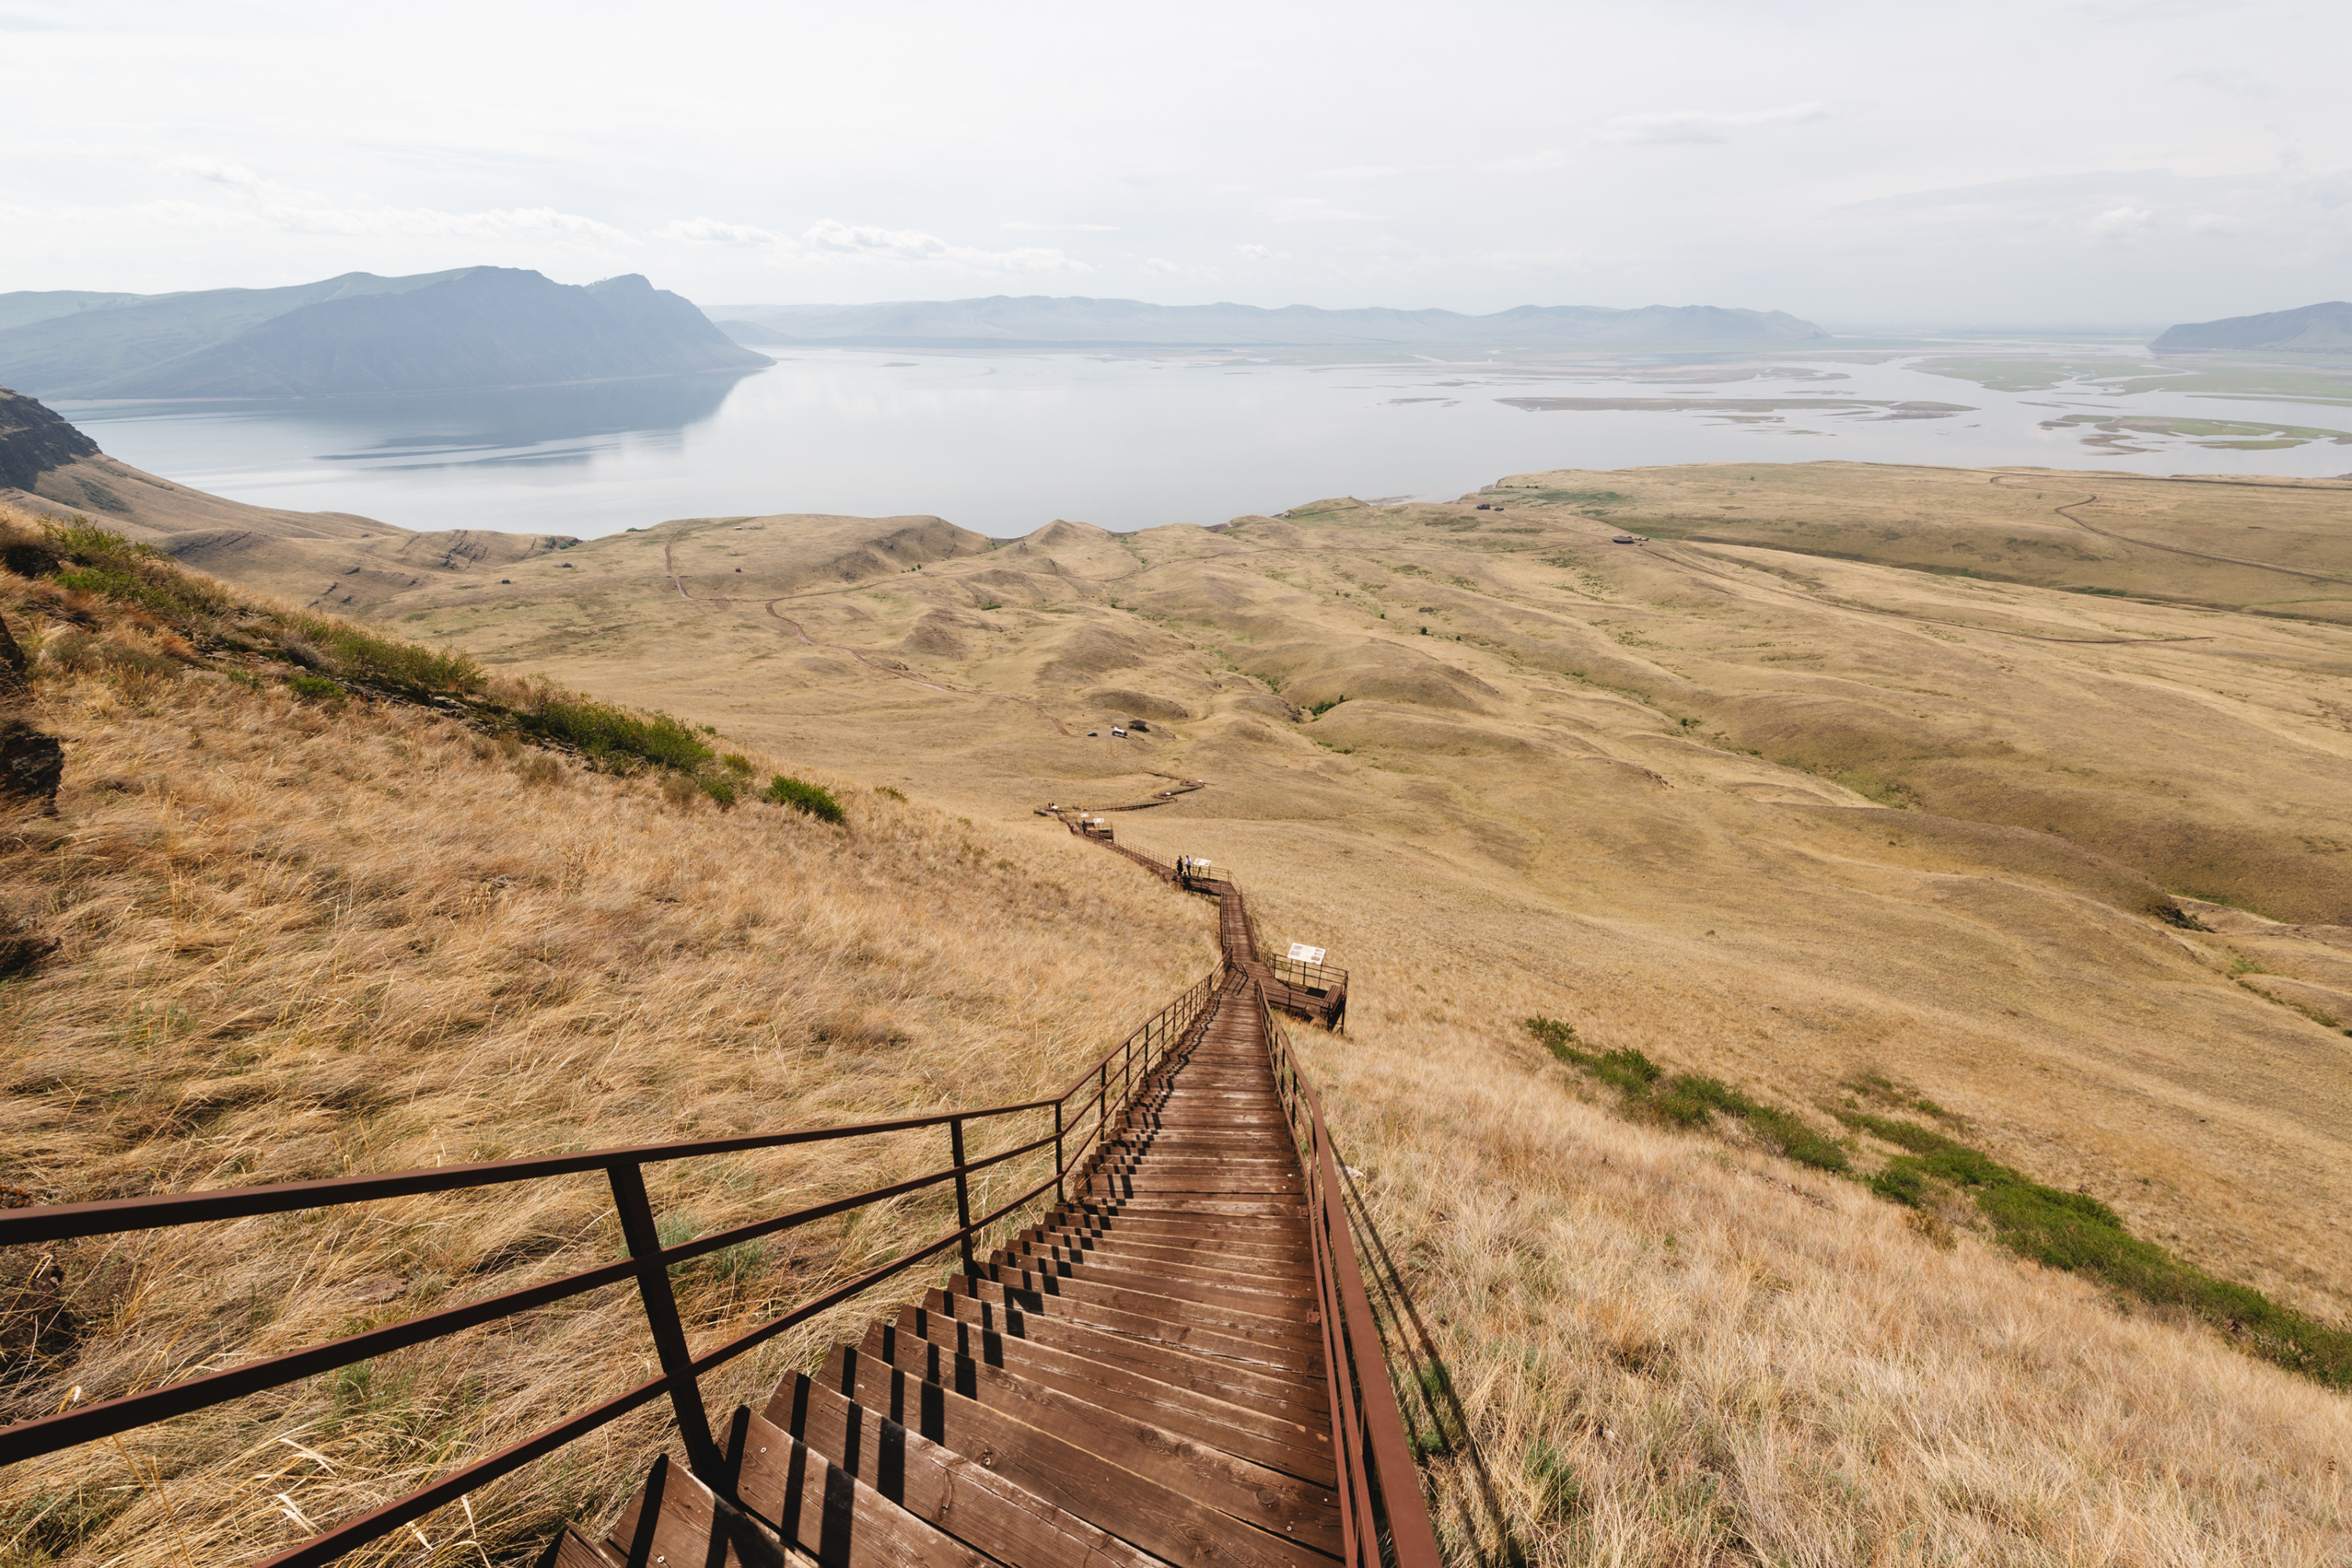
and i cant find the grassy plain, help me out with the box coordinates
[321,458,2352,1556]
[8,456,2352,1563]
[0,506,1213,1562]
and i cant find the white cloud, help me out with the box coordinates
[1600,101,1825,146]
[2189,211,2245,233]
[1142,256,1181,273]
[661,216,1086,271]
[656,217,783,245]
[162,155,264,190]
[2088,205,2157,239]
[1000,221,1120,231]
[1261,196,1367,223]
[1234,243,1290,261]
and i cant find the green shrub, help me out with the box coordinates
[699,777,738,809]
[1523,1015,1585,1064]
[1525,1437,1581,1521]
[1527,1018,1846,1171]
[277,614,483,695]
[1591,1047,1662,1096]
[873,786,908,802]
[1842,1111,2352,1387]
[720,752,754,776]
[524,697,713,772]
[286,673,344,702]
[1307,695,1348,718]
[44,520,233,626]
[764,774,844,823]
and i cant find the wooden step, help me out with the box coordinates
[977,1261,1324,1352]
[920,1288,1331,1427]
[888,1303,1334,1477]
[821,1345,1331,1568]
[754,1380,1161,1568]
[950,1274,1323,1377]
[594,1454,805,1568]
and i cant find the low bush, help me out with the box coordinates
[281,615,483,696]
[1522,1020,1847,1171]
[1840,1111,2352,1386]
[700,777,738,809]
[764,774,844,823]
[523,697,712,773]
[285,673,343,703]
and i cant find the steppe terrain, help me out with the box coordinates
[6,458,2352,1565]
[344,461,2352,1324]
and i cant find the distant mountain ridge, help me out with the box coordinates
[709,295,1830,350]
[0,268,771,398]
[2154,302,2352,354]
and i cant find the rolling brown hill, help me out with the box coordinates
[6,447,2352,1563]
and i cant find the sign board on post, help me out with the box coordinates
[1287,943,1327,966]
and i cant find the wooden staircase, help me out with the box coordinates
[549,904,1348,1568]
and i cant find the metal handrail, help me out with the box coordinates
[0,958,1228,1566]
[1258,982,1442,1568]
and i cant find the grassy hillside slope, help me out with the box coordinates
[7,470,2352,1563]
[0,506,1214,1563]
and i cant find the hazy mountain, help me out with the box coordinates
[2153,301,2352,353]
[0,290,154,332]
[0,268,771,398]
[708,295,1830,350]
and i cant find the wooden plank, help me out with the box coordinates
[543,1526,627,1568]
[999,1246,1317,1313]
[856,1320,1341,1540]
[821,1345,1332,1568]
[604,1454,802,1568]
[724,1413,988,1568]
[746,1389,1158,1568]
[1013,1237,1316,1294]
[920,1288,1330,1427]
[978,1261,1324,1351]
[888,1306,1338,1486]
[952,1274,1323,1377]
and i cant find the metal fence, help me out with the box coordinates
[0,962,1227,1566]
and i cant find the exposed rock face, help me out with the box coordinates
[0,388,100,492]
[0,719,64,808]
[2154,302,2352,353]
[0,267,772,398]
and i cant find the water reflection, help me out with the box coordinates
[64,368,755,474]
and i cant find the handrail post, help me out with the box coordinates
[1053,1100,1065,1202]
[949,1117,975,1277]
[608,1161,724,1483]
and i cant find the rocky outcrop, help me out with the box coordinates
[0,388,100,492]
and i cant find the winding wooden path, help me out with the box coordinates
[553,881,1343,1568]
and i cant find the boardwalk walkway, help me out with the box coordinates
[554,882,1346,1568]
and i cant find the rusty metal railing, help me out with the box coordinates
[0,961,1226,1566]
[1259,982,1443,1568]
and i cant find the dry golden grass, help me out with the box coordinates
[16,452,2352,1565]
[1288,1004,2352,1566]
[0,513,1215,1564]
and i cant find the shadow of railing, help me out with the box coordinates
[1333,1146,1531,1568]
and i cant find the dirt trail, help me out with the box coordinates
[1988,477,2352,587]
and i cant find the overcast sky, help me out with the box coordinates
[2,0,2343,328]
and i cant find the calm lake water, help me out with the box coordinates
[50,344,2352,539]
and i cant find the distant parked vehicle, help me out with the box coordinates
[1612,534,1646,544]
[1111,728,1127,738]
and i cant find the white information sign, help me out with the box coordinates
[1287,943,1327,966]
